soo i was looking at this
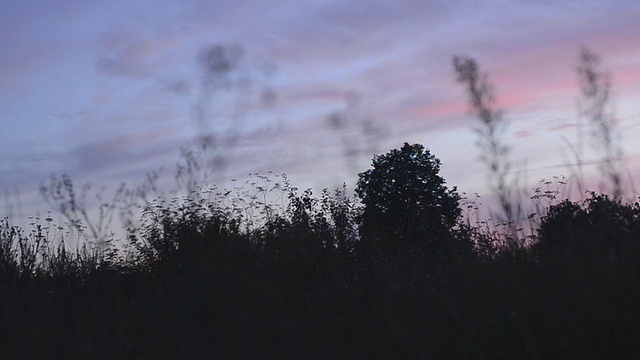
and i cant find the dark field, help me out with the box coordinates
[2,177,640,359]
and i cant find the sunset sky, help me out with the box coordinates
[1,0,640,227]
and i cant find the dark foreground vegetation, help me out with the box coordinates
[2,48,638,359]
[2,146,640,359]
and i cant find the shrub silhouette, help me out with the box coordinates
[535,192,640,263]
[356,143,461,247]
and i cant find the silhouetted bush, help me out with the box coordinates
[535,192,640,264]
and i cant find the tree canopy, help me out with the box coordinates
[355,143,461,245]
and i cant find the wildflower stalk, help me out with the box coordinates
[453,56,517,245]
[576,47,623,198]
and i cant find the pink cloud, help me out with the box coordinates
[72,128,176,173]
[0,45,60,93]
[615,68,640,88]
[409,101,468,119]
[284,88,350,106]
[95,26,186,79]
[515,130,536,139]
[550,123,578,132]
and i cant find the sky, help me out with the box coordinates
[1,0,640,231]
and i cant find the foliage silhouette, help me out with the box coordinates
[3,173,640,358]
[356,143,461,248]
[535,192,640,264]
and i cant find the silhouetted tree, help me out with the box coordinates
[355,143,461,247]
